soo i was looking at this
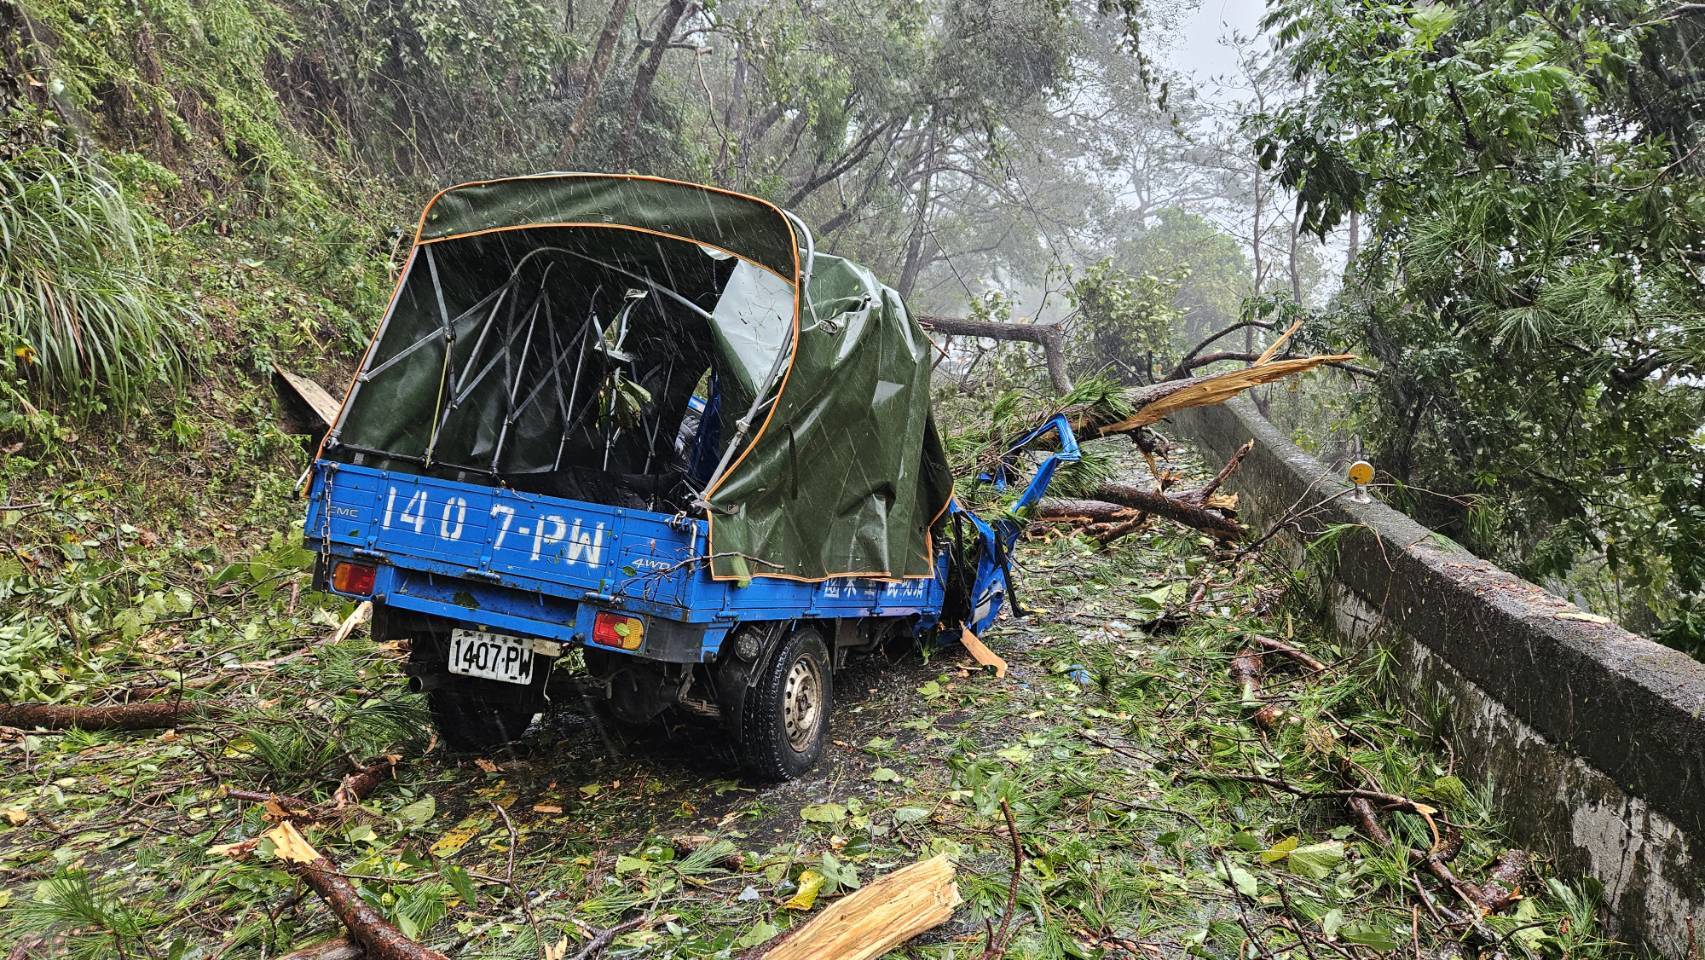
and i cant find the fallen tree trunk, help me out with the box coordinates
[0,699,204,731]
[747,854,960,960]
[1040,477,1242,540]
[916,314,1073,393]
[1087,482,1241,539]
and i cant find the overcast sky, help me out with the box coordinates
[1155,0,1268,97]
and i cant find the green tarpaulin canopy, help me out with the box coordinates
[327,173,954,582]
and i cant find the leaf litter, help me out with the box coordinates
[0,450,1632,959]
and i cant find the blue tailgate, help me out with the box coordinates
[304,462,949,655]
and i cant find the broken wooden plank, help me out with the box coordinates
[753,854,960,960]
[273,361,343,430]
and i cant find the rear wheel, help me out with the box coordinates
[738,626,832,780]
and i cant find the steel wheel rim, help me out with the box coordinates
[782,654,822,751]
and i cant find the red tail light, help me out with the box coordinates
[591,612,645,651]
[331,561,377,595]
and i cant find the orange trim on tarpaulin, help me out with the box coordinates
[315,172,943,585]
[410,171,802,270]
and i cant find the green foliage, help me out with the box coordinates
[0,146,192,412]
[1114,208,1251,343]
[1257,0,1705,650]
[1066,258,1183,383]
[15,869,164,959]
[318,0,578,176]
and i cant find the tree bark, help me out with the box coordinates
[915,314,1072,393]
[254,822,449,960]
[1345,207,1360,268]
[1084,482,1242,539]
[1038,481,1241,541]
[558,0,635,165]
[0,700,201,730]
[614,0,694,166]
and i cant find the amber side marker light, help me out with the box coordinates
[592,611,645,651]
[331,561,377,595]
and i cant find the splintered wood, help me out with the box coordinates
[959,625,1008,677]
[757,854,961,960]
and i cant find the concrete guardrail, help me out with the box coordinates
[1172,398,1705,958]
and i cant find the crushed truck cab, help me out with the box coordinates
[305,173,1070,779]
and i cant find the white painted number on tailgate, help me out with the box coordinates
[376,485,606,567]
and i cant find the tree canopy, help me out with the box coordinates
[1255,0,1705,648]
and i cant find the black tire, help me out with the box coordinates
[738,626,832,780]
[426,689,536,752]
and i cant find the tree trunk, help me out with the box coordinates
[558,0,635,166]
[915,314,1072,394]
[614,0,694,167]
[715,46,745,179]
[0,700,203,730]
[896,130,938,300]
[1288,207,1303,303]
[1345,207,1360,268]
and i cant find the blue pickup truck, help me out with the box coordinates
[305,174,1075,778]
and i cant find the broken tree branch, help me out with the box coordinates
[1059,354,1357,442]
[1251,635,1328,673]
[916,314,1073,393]
[226,752,401,820]
[569,917,647,960]
[982,799,1024,960]
[333,755,401,809]
[1082,480,1243,539]
[0,699,209,731]
[237,821,449,960]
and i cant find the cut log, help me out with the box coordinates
[750,854,960,960]
[0,699,203,731]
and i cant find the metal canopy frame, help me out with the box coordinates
[331,234,799,509]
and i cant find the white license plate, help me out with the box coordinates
[448,629,535,685]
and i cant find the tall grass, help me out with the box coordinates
[0,146,191,413]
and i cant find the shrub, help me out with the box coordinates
[0,146,192,413]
